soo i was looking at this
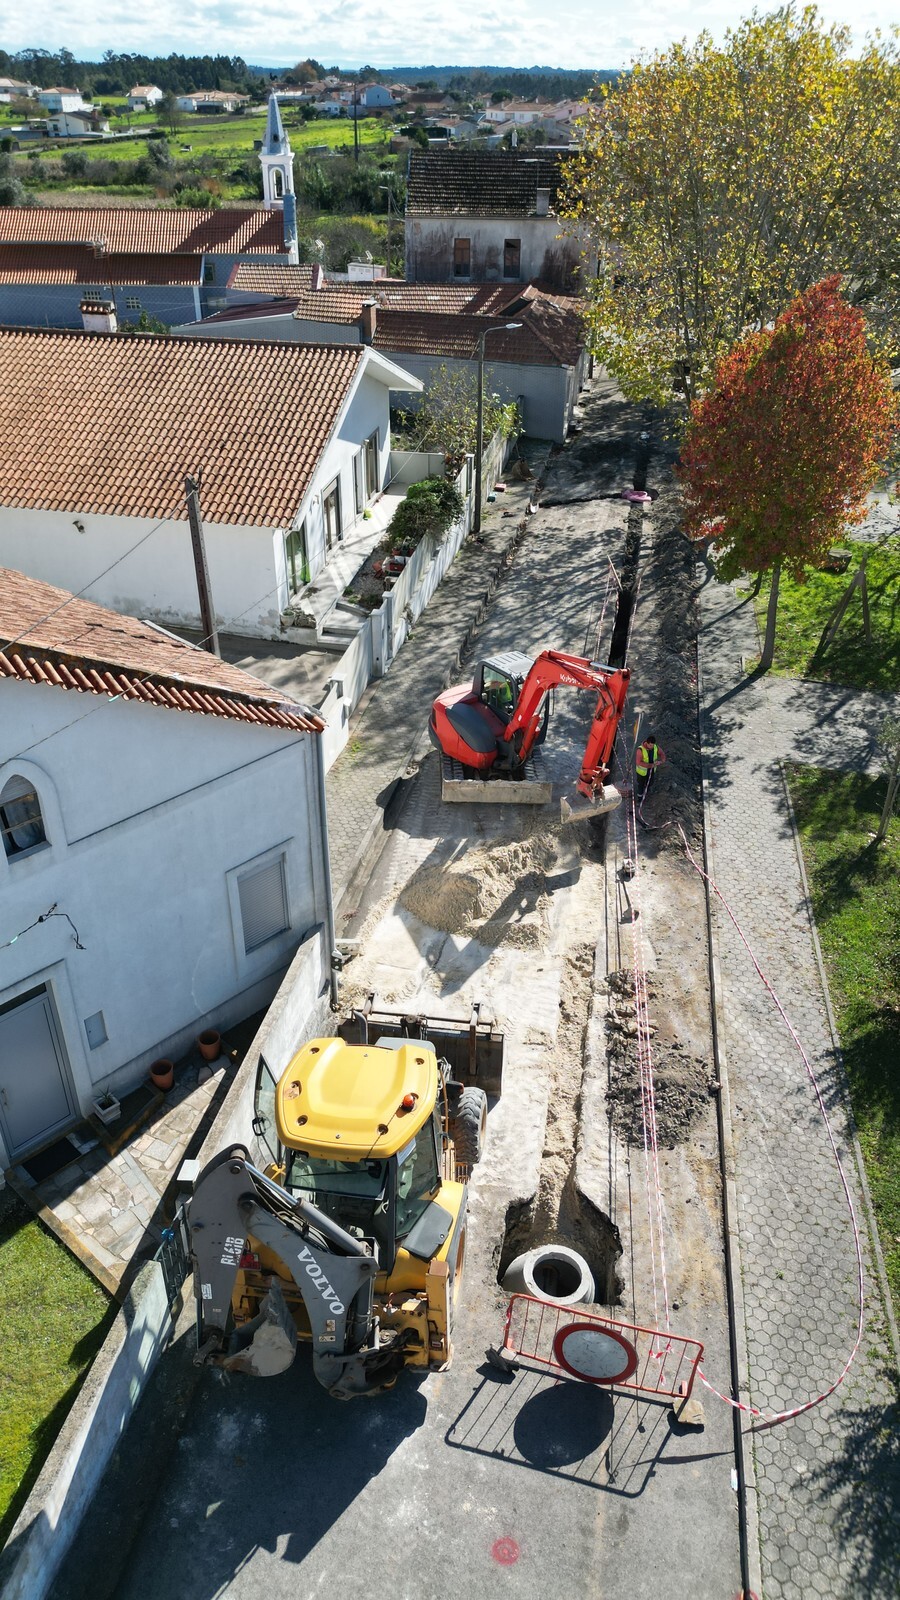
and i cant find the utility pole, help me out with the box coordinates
[353,92,360,164]
[184,474,220,656]
[473,322,522,536]
[380,184,393,275]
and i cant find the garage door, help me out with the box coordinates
[0,987,75,1159]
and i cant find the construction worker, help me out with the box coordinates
[635,735,665,798]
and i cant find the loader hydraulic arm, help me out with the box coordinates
[502,651,630,795]
[188,1148,410,1398]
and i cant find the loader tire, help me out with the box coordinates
[452,1087,488,1170]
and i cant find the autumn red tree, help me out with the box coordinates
[679,277,898,670]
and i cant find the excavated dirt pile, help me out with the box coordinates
[399,834,558,949]
[605,969,715,1147]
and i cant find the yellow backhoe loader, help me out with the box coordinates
[188,1005,503,1398]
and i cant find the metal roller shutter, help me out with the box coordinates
[238,856,289,952]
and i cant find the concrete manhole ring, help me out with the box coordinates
[502,1244,595,1307]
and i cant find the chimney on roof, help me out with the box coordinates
[311,261,325,291]
[535,187,550,217]
[80,295,118,335]
[360,299,377,345]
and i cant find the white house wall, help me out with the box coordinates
[291,367,393,582]
[0,508,285,637]
[405,215,590,290]
[0,681,330,1169]
[383,352,573,444]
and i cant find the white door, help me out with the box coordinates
[0,988,75,1158]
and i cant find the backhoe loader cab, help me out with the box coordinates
[189,1025,496,1398]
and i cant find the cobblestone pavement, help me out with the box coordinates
[698,576,900,1599]
[324,444,549,906]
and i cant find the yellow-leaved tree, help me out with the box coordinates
[562,6,900,407]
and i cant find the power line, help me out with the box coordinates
[1,508,179,656]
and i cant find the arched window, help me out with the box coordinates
[1,775,49,859]
[273,168,284,199]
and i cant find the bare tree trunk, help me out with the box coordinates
[874,745,900,844]
[759,561,781,672]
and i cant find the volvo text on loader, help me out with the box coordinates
[188,1006,503,1399]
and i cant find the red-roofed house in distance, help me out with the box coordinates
[173,279,590,444]
[0,567,334,1174]
[0,328,422,638]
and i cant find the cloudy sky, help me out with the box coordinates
[1,0,893,69]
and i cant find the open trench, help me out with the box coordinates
[494,431,657,1308]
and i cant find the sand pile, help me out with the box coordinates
[400,834,558,949]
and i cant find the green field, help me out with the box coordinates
[9,111,395,205]
[0,1191,112,1543]
[787,766,900,1317]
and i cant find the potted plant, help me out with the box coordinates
[197,1029,221,1063]
[150,1058,175,1091]
[91,1085,120,1125]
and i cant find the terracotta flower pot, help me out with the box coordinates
[197,1029,221,1063]
[150,1058,175,1092]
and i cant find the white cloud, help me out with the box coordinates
[2,0,894,70]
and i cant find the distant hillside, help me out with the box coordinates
[250,64,616,97]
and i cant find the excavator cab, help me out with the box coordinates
[189,1021,500,1398]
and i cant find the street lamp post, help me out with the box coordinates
[474,322,522,535]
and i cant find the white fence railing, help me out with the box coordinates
[319,433,511,771]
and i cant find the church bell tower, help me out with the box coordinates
[260,94,299,265]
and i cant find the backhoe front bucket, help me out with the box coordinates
[559,785,623,825]
[338,1004,505,1097]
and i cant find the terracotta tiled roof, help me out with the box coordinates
[372,305,583,367]
[0,567,323,733]
[0,328,365,526]
[406,150,565,218]
[0,206,285,255]
[227,262,318,295]
[0,242,203,286]
[291,283,478,323]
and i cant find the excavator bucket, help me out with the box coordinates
[220,1279,297,1378]
[558,784,623,826]
[338,1002,505,1097]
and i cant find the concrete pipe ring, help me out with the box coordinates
[501,1245,595,1307]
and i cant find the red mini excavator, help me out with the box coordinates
[430,648,630,817]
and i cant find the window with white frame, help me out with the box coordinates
[1,775,49,859]
[237,853,289,952]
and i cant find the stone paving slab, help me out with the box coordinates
[11,1016,263,1293]
[698,573,899,1600]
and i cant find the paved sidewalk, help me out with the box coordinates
[10,1016,261,1295]
[698,577,899,1599]
[325,444,549,906]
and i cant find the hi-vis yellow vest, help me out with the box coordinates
[636,742,658,777]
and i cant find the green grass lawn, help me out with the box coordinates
[0,1191,112,1545]
[786,765,900,1317]
[747,536,900,691]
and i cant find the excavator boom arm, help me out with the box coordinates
[501,651,630,789]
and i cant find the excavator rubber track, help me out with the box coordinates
[440,747,552,805]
